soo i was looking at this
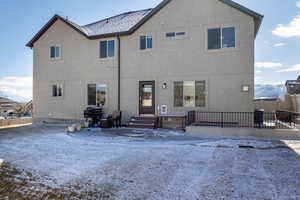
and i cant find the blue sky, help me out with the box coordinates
[0,0,300,100]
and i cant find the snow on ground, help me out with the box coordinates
[1,125,300,199]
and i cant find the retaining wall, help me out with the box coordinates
[0,118,32,127]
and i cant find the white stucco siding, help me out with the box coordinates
[33,20,118,120]
[32,0,256,122]
[120,0,255,117]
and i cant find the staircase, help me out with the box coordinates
[128,116,159,129]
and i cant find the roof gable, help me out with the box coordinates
[26,0,263,48]
[26,15,89,47]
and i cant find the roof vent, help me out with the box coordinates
[106,19,109,24]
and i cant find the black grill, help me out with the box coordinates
[84,106,103,127]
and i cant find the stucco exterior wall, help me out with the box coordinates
[33,20,118,121]
[120,0,255,120]
[33,0,255,122]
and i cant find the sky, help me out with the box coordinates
[0,0,300,100]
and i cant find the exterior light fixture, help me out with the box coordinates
[242,85,250,92]
[162,83,167,89]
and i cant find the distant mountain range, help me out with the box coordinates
[0,90,30,103]
[0,84,287,103]
[255,84,286,99]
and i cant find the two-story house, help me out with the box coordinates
[26,0,263,124]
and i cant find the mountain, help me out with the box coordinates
[255,84,286,99]
[0,90,30,103]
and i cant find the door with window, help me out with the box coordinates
[139,81,155,115]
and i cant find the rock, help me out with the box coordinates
[68,124,77,133]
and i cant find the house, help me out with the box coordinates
[0,97,21,117]
[26,0,263,124]
[285,75,300,113]
[254,97,286,112]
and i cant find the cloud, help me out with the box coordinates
[0,86,32,100]
[255,62,283,68]
[0,76,32,87]
[297,1,300,8]
[272,15,300,38]
[0,76,32,101]
[255,70,262,74]
[276,64,300,72]
[273,43,285,47]
[255,76,262,83]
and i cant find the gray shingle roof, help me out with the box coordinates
[26,0,263,47]
[82,9,152,37]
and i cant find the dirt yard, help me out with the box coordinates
[0,125,300,200]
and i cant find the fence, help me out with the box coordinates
[0,118,32,128]
[187,111,299,129]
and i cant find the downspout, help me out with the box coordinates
[117,36,121,111]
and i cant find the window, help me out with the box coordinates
[52,84,63,97]
[50,46,61,59]
[140,36,153,50]
[88,84,107,106]
[100,40,115,58]
[208,27,235,50]
[174,81,206,107]
[166,32,176,38]
[166,32,186,38]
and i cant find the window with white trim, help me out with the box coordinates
[87,84,107,106]
[100,40,115,58]
[50,46,61,59]
[174,81,206,107]
[207,27,235,50]
[52,84,63,97]
[166,32,186,38]
[140,36,153,50]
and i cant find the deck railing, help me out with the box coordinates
[187,111,299,129]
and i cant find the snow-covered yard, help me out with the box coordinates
[1,126,300,199]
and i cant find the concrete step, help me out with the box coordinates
[128,123,155,129]
[130,116,158,121]
[128,116,158,129]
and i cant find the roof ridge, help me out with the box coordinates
[83,8,152,27]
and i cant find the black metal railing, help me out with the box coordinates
[187,111,299,129]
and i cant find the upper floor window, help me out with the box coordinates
[140,36,153,50]
[100,40,115,59]
[88,84,107,106]
[50,46,61,59]
[52,84,63,97]
[166,32,186,38]
[208,27,235,50]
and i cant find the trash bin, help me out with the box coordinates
[254,109,264,127]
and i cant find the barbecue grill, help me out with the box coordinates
[84,106,103,127]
